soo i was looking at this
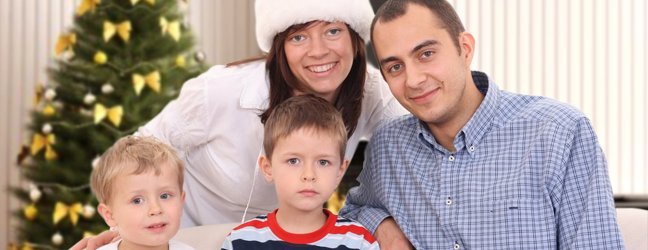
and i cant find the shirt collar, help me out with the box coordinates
[416,71,500,154]
[460,71,499,154]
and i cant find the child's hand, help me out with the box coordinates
[69,230,120,250]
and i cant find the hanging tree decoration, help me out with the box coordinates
[23,204,37,221]
[44,88,56,101]
[101,83,114,94]
[103,20,132,43]
[93,103,123,127]
[76,0,101,16]
[54,33,76,57]
[132,71,161,96]
[41,123,52,134]
[93,51,108,65]
[30,133,57,161]
[131,0,155,6]
[82,204,95,219]
[51,232,63,246]
[194,51,206,62]
[42,104,56,117]
[84,92,96,105]
[53,202,83,225]
[29,185,42,202]
[175,55,186,68]
[160,17,181,42]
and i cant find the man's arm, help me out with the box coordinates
[340,142,413,250]
[552,117,624,249]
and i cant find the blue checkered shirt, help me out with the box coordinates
[341,71,624,249]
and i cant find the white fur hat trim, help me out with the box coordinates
[255,0,375,52]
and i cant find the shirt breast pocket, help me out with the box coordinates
[461,198,556,248]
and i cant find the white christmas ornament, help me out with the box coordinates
[101,83,114,94]
[80,108,93,117]
[194,51,206,62]
[92,156,101,169]
[61,50,75,61]
[52,232,63,246]
[84,93,96,104]
[44,89,57,101]
[29,186,42,202]
[42,123,53,134]
[82,204,95,219]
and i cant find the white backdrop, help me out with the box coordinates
[1,0,647,245]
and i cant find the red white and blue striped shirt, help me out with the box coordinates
[221,209,379,250]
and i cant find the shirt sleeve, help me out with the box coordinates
[220,235,233,250]
[136,75,210,155]
[552,117,625,249]
[340,140,391,234]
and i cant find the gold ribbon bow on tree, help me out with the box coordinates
[94,104,123,127]
[76,0,101,16]
[54,33,76,56]
[131,0,155,5]
[53,202,83,225]
[104,21,132,42]
[160,17,181,42]
[30,133,57,161]
[132,71,161,95]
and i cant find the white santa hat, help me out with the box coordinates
[255,0,375,52]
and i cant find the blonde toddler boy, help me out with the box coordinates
[90,136,193,250]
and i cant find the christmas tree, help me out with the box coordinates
[11,0,205,248]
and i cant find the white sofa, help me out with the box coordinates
[173,208,648,250]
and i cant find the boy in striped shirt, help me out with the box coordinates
[221,95,379,250]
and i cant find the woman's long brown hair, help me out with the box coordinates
[259,22,367,137]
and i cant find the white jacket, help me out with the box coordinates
[138,60,406,227]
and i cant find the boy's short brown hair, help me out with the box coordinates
[263,95,347,160]
[90,135,184,204]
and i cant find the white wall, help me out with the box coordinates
[451,0,647,194]
[1,0,646,246]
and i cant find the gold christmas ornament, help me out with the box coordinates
[76,0,101,16]
[132,71,161,95]
[83,232,96,239]
[51,232,63,246]
[103,21,132,42]
[55,33,76,56]
[175,55,186,68]
[94,51,108,65]
[160,17,181,41]
[53,202,83,225]
[30,133,57,161]
[94,104,124,127]
[131,0,155,5]
[42,104,56,116]
[20,242,33,250]
[23,204,37,221]
[326,190,344,214]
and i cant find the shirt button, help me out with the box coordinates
[445,197,453,205]
[448,155,455,161]
[454,243,461,249]
[468,145,475,152]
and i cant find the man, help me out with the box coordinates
[340,0,625,249]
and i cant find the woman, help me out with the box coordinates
[72,0,405,248]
